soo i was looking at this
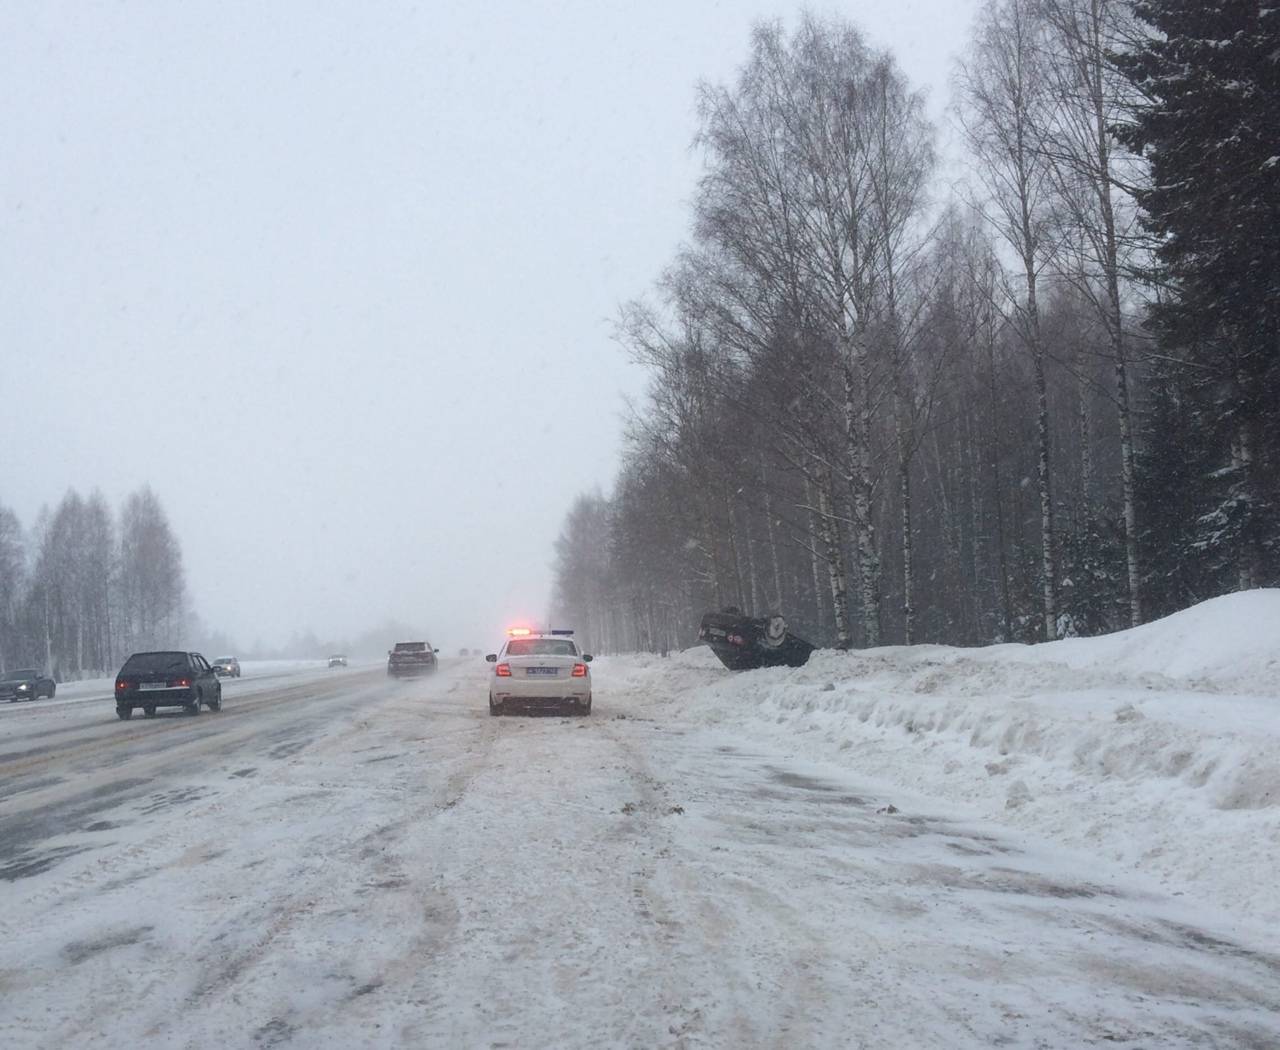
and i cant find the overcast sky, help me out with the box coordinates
[1,0,977,652]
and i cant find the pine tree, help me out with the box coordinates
[1116,1,1280,588]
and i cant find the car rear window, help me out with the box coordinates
[506,639,577,657]
[122,652,190,673]
[394,642,427,652]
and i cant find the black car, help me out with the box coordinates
[114,651,222,720]
[387,641,438,677]
[697,609,816,671]
[0,668,56,702]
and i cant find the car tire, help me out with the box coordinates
[47,683,56,699]
[489,700,503,717]
[581,696,592,716]
[208,691,222,712]
[143,705,156,717]
[116,707,132,720]
[187,694,202,716]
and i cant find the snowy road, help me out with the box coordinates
[2,660,1278,1048]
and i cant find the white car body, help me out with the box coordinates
[487,632,592,715]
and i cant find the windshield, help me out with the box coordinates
[506,639,577,657]
[1,669,39,681]
[121,652,190,674]
[214,657,235,664]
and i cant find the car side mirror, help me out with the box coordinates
[433,648,439,653]
[485,653,497,663]
[583,654,593,663]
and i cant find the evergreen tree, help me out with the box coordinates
[1116,1,1280,588]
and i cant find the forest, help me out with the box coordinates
[551,0,1279,653]
[0,487,186,678]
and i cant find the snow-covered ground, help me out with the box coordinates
[603,589,1280,930]
[1,600,1277,1048]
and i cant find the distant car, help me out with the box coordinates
[697,609,815,671]
[387,641,438,677]
[114,651,222,720]
[0,668,56,703]
[328,654,348,668]
[485,628,592,716]
[211,656,241,678]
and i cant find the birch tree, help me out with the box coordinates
[955,0,1063,638]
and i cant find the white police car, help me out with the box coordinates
[485,628,593,716]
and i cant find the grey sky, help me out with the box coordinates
[2,1,976,651]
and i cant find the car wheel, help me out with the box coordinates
[187,694,202,716]
[209,691,222,712]
[489,700,503,717]
[48,683,56,699]
[143,705,156,717]
[116,707,132,720]
[581,696,592,716]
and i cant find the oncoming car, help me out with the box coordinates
[212,656,241,678]
[0,668,56,702]
[485,628,592,716]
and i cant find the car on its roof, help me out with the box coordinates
[697,609,815,671]
[485,628,592,716]
[0,668,56,702]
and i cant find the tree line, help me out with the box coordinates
[0,487,186,679]
[552,1,1278,653]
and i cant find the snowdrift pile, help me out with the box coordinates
[602,590,1280,927]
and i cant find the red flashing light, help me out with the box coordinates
[571,663,587,678]
[507,627,533,638]
[495,663,512,677]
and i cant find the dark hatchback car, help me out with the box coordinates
[0,668,57,702]
[114,651,222,720]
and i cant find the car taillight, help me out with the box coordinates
[174,678,191,688]
[115,679,128,691]
[571,663,587,678]
[495,663,512,677]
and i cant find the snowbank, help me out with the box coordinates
[599,590,1280,927]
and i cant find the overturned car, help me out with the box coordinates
[697,609,816,671]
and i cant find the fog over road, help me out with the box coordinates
[2,662,1276,1048]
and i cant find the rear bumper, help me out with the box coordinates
[491,678,590,707]
[388,662,436,676]
[117,688,197,709]
[491,693,591,712]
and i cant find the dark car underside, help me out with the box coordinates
[697,610,816,671]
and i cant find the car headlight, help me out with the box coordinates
[16,683,31,691]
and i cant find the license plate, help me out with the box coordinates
[140,682,168,691]
[526,667,559,676]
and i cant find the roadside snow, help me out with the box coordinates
[603,590,1280,930]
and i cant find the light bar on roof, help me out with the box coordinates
[507,627,533,637]
[550,629,575,636]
